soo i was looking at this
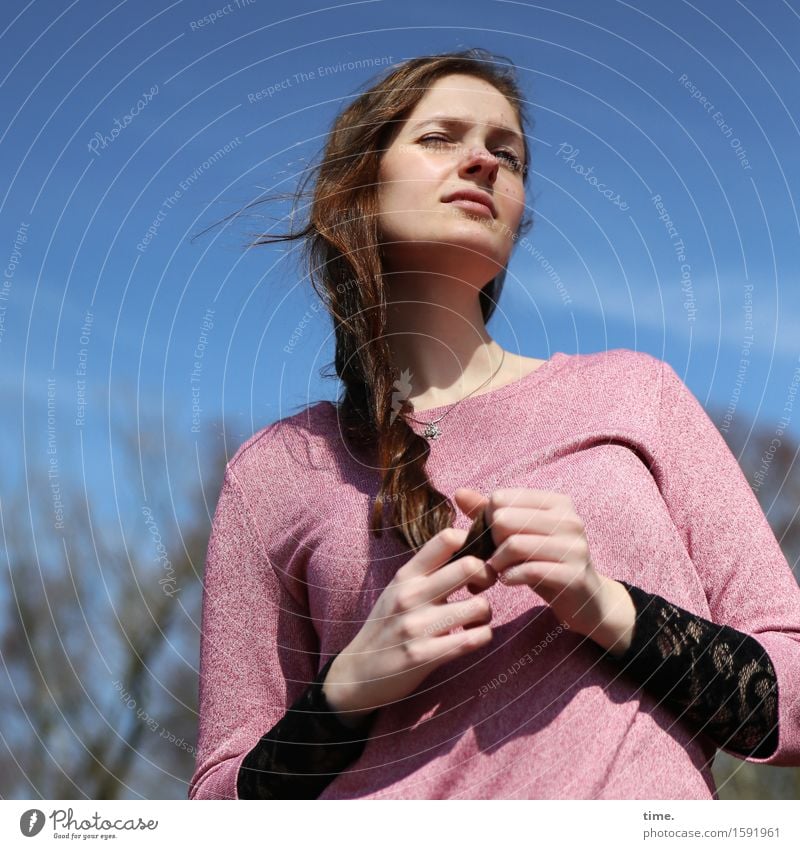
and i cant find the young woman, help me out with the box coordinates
[188,49,800,800]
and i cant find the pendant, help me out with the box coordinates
[423,422,442,440]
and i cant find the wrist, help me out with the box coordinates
[583,576,637,657]
[321,653,376,729]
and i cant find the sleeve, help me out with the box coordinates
[602,579,778,758]
[188,464,327,799]
[237,652,376,799]
[649,356,800,765]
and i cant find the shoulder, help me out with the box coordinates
[556,348,669,432]
[566,346,664,384]
[225,400,339,495]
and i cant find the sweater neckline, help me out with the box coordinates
[403,350,569,419]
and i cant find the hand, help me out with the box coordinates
[323,527,496,725]
[453,487,635,655]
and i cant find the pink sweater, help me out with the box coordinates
[189,348,800,799]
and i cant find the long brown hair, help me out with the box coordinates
[204,48,534,553]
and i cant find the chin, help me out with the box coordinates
[381,216,508,273]
[435,224,506,262]
[425,243,505,282]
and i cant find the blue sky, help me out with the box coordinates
[2,0,800,506]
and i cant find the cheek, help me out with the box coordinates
[499,187,526,235]
[378,157,440,226]
[383,181,420,213]
[378,160,406,211]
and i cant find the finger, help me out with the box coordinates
[466,567,498,594]
[414,624,493,664]
[496,560,563,587]
[417,596,492,638]
[424,555,497,603]
[453,487,489,521]
[491,505,566,538]
[404,527,470,578]
[447,510,495,566]
[496,562,540,587]
[489,488,563,510]
[489,534,565,573]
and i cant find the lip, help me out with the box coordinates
[442,188,496,218]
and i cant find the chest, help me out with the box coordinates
[298,432,709,650]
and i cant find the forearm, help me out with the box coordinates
[599,579,779,759]
[237,653,377,799]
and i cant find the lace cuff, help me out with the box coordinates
[603,580,779,759]
[237,653,376,799]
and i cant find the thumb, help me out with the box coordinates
[453,487,489,521]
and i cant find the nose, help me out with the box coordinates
[459,145,499,182]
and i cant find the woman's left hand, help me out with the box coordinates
[453,487,636,656]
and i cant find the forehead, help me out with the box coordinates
[405,73,521,131]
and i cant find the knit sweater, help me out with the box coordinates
[233,580,779,799]
[188,348,800,800]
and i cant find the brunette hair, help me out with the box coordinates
[203,48,534,552]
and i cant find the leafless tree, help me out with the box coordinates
[0,392,230,799]
[1,392,798,799]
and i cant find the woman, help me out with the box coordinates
[188,49,800,800]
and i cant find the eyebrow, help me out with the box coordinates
[409,114,525,149]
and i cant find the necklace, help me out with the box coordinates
[404,348,506,441]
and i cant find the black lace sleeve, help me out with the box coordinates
[602,580,779,759]
[237,653,377,799]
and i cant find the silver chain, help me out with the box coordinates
[404,348,506,441]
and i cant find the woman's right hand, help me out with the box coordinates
[321,527,495,726]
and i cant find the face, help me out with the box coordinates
[376,73,527,282]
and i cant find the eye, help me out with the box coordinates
[419,133,453,147]
[495,149,525,173]
[420,135,525,174]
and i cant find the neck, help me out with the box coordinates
[383,270,505,411]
